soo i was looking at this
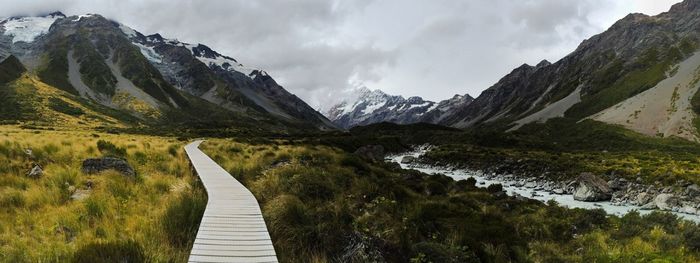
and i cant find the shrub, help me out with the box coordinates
[161,190,207,248]
[0,189,25,208]
[486,184,503,193]
[72,240,145,263]
[410,242,477,263]
[290,172,335,201]
[426,181,447,196]
[84,197,106,219]
[48,97,84,116]
[96,140,126,158]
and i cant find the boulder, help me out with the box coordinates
[400,156,417,164]
[354,145,385,162]
[654,193,679,211]
[607,178,627,191]
[686,184,700,198]
[572,173,612,201]
[636,192,653,205]
[26,164,43,179]
[81,157,135,177]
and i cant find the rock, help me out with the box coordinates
[354,145,385,162]
[24,149,34,159]
[608,178,627,191]
[636,192,653,205]
[640,202,656,210]
[686,184,700,197]
[572,172,612,201]
[26,165,43,178]
[400,156,417,164]
[70,189,91,201]
[270,159,291,168]
[84,180,94,189]
[654,193,679,211]
[81,157,135,177]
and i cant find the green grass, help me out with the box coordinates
[200,138,700,262]
[49,97,85,117]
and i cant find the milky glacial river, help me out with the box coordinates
[390,147,700,222]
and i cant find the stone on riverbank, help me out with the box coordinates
[401,156,417,164]
[572,173,612,201]
[654,193,679,211]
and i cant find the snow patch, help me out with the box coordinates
[195,53,255,76]
[361,101,387,115]
[2,15,60,43]
[119,24,138,38]
[72,14,94,22]
[409,102,431,110]
[133,42,163,63]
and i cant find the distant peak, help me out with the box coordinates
[147,33,164,42]
[250,69,270,78]
[670,0,700,14]
[536,59,551,68]
[44,11,66,18]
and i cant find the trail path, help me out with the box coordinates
[185,140,278,263]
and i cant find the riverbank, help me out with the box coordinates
[391,145,700,222]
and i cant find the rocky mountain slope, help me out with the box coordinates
[323,87,473,129]
[434,0,700,141]
[0,12,335,131]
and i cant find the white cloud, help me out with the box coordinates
[0,0,685,107]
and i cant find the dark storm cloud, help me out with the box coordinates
[0,0,683,107]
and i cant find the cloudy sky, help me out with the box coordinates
[0,0,684,108]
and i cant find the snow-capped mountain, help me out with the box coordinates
[0,12,335,130]
[323,87,473,129]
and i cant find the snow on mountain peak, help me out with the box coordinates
[1,13,64,43]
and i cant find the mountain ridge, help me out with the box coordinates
[0,12,336,131]
[322,86,473,129]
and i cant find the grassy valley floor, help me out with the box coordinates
[5,122,700,262]
[200,137,700,262]
[0,126,205,262]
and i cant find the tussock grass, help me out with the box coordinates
[201,137,700,263]
[0,126,205,262]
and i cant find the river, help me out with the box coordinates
[389,146,700,223]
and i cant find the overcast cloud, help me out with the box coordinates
[0,0,683,108]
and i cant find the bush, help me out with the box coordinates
[425,181,447,196]
[72,240,145,263]
[161,190,207,248]
[486,184,503,193]
[48,97,84,116]
[410,242,477,263]
[84,197,106,219]
[0,189,25,208]
[96,140,126,158]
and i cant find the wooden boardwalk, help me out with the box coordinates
[185,140,278,263]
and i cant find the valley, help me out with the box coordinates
[4,1,700,262]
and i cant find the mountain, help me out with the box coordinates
[435,0,700,141]
[322,87,473,129]
[0,12,335,131]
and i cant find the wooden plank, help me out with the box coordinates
[185,140,278,263]
[188,255,278,263]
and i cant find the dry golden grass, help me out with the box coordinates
[0,126,204,262]
[10,74,126,128]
